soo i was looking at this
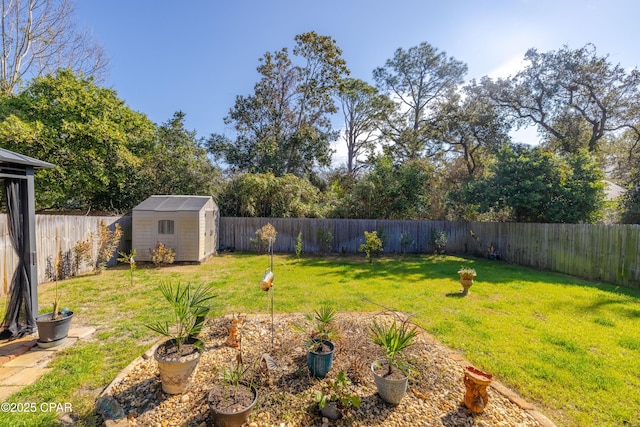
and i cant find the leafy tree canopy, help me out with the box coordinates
[137,111,223,202]
[460,144,605,223]
[219,172,322,218]
[0,69,155,211]
[334,155,433,219]
[479,43,640,155]
[208,31,349,177]
[337,77,392,175]
[373,41,467,162]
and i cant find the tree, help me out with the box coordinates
[434,84,511,178]
[373,41,467,162]
[0,0,109,95]
[218,173,322,218]
[480,44,640,155]
[139,111,222,199]
[620,182,640,224]
[460,144,604,223]
[337,78,392,175]
[0,69,155,211]
[208,31,349,176]
[337,155,432,219]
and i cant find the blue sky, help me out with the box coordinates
[76,0,640,153]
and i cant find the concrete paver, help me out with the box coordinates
[3,349,54,368]
[0,326,95,401]
[0,385,22,401]
[0,367,22,383]
[0,367,52,386]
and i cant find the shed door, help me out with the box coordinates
[205,209,215,255]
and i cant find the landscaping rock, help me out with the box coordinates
[100,313,551,426]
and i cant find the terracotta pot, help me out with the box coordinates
[459,275,475,295]
[154,337,202,394]
[463,366,492,413]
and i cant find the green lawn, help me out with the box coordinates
[1,253,639,426]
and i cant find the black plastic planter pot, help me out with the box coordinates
[208,384,258,427]
[35,311,74,348]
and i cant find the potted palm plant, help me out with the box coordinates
[369,315,418,405]
[293,304,337,378]
[147,281,216,394]
[208,354,258,427]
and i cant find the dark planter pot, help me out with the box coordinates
[306,339,335,378]
[208,384,258,427]
[154,337,202,394]
[36,311,74,348]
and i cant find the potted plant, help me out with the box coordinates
[293,304,337,378]
[369,315,418,405]
[147,281,215,394]
[458,267,477,295]
[208,355,258,427]
[312,370,361,421]
[36,234,73,348]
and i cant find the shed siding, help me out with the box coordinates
[132,195,218,263]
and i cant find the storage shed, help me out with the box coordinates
[132,195,218,263]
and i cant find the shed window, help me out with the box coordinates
[158,219,175,234]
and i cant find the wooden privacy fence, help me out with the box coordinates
[219,217,640,289]
[0,214,130,290]
[0,215,637,291]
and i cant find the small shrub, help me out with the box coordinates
[431,229,447,254]
[312,370,361,410]
[252,223,277,253]
[150,241,176,266]
[118,249,137,287]
[96,221,123,272]
[295,230,303,258]
[399,231,414,253]
[359,230,383,263]
[73,234,94,272]
[317,225,334,254]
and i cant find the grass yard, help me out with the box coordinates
[1,253,639,426]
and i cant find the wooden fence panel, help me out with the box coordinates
[0,214,129,290]
[219,217,640,289]
[1,215,637,292]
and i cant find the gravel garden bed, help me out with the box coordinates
[99,313,553,427]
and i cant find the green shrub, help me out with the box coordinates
[150,241,176,266]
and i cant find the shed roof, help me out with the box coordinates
[133,195,215,212]
[0,147,54,169]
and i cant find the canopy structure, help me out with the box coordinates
[0,148,54,339]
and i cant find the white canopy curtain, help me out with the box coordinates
[0,148,54,340]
